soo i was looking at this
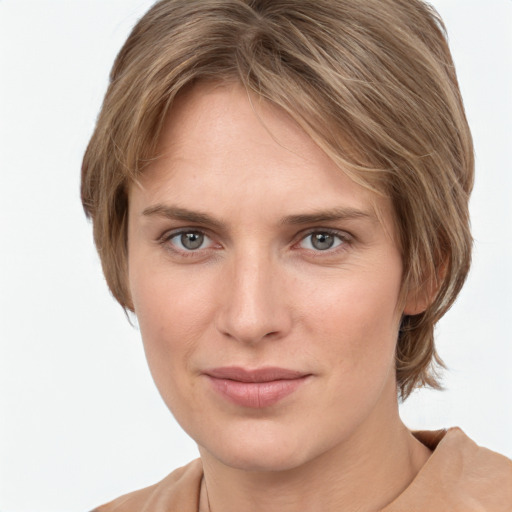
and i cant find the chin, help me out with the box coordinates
[214,446,307,473]
[197,421,323,473]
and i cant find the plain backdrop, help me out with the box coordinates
[0,1,511,511]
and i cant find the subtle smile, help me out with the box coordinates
[203,367,311,408]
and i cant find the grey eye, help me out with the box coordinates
[179,232,205,250]
[311,233,335,250]
[299,232,343,251]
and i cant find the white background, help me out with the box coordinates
[0,1,510,511]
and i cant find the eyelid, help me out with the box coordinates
[294,228,353,252]
[156,226,353,256]
[158,227,219,254]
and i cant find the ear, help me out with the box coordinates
[403,260,447,316]
[403,284,433,315]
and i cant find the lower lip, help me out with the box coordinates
[206,376,309,408]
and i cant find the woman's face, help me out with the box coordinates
[128,82,412,472]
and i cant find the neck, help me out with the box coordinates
[199,386,431,512]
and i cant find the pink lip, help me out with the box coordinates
[204,367,310,408]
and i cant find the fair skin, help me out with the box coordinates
[127,82,431,512]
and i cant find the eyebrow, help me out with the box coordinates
[142,204,374,228]
[142,205,224,230]
[280,207,375,225]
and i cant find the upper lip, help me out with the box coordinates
[204,366,309,383]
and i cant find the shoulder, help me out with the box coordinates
[90,459,203,512]
[384,427,512,511]
[416,426,512,486]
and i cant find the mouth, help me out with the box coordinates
[203,366,311,408]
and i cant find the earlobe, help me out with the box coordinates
[403,287,431,316]
[403,260,447,316]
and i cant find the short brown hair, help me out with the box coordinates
[81,0,474,399]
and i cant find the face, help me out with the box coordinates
[128,82,411,472]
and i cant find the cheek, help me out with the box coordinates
[129,262,216,389]
[301,276,402,435]
[130,249,215,329]
[299,265,402,373]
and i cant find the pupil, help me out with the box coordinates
[181,232,203,250]
[312,233,334,250]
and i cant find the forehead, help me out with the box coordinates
[130,81,393,233]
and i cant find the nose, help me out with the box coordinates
[215,249,293,345]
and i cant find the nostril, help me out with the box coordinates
[214,261,293,344]
[216,311,290,345]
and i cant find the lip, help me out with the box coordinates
[203,366,310,408]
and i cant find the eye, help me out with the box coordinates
[299,231,345,251]
[167,230,213,251]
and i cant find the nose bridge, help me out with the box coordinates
[216,244,290,344]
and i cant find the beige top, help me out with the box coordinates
[92,428,512,512]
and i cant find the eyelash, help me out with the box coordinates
[296,229,352,255]
[158,228,352,258]
[158,229,217,258]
